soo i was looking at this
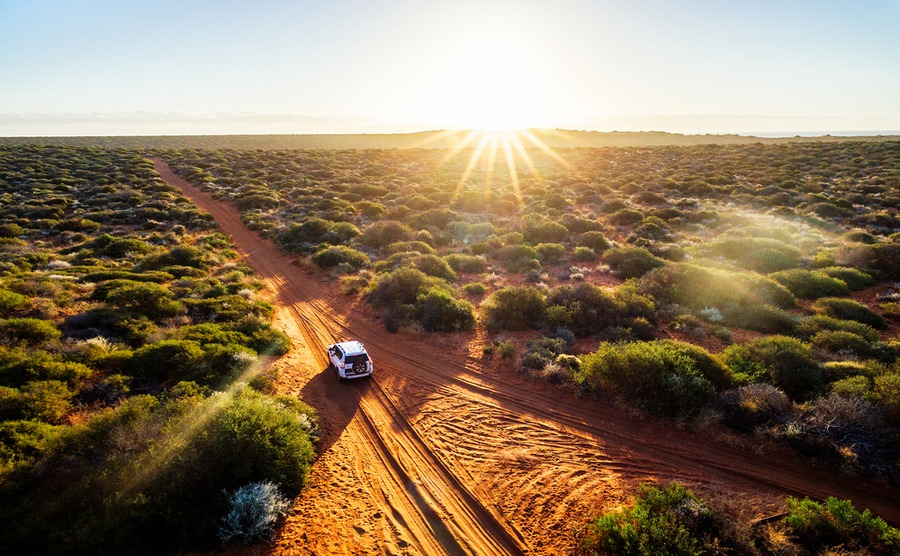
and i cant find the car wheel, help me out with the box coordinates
[353,361,367,374]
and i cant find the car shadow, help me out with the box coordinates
[299,364,369,454]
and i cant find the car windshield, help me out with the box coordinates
[345,354,369,364]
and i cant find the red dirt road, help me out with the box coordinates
[152,158,900,555]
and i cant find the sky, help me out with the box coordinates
[1,0,899,136]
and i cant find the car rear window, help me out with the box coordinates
[345,354,369,364]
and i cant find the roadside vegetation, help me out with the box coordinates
[0,146,316,553]
[163,140,899,481]
[574,482,900,555]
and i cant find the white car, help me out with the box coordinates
[326,341,373,380]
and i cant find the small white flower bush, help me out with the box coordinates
[218,481,290,544]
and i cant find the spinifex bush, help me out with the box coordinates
[722,336,822,401]
[574,483,745,555]
[642,263,795,311]
[768,269,850,299]
[784,496,900,554]
[812,297,886,329]
[481,286,546,331]
[577,340,717,416]
[602,245,665,279]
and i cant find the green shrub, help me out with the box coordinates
[784,496,900,554]
[360,220,414,249]
[769,269,850,299]
[0,419,60,473]
[248,326,291,356]
[642,263,795,310]
[812,297,886,329]
[522,214,568,243]
[0,289,28,316]
[706,237,802,273]
[571,246,597,262]
[443,253,488,274]
[313,245,370,270]
[416,288,475,332]
[811,330,875,357]
[578,341,716,416]
[481,286,546,331]
[577,231,610,252]
[496,244,541,272]
[608,208,643,226]
[0,347,93,388]
[575,483,740,555]
[795,315,880,342]
[722,336,822,400]
[723,303,797,334]
[818,266,875,290]
[462,282,486,296]
[384,240,435,255]
[603,246,664,278]
[129,340,205,382]
[139,245,212,271]
[874,372,900,424]
[535,243,566,264]
[0,318,61,345]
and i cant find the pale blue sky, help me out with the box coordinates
[1,0,898,135]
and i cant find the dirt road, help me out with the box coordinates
[152,158,900,555]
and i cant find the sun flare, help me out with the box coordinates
[437,31,553,131]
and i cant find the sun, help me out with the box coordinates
[437,33,551,131]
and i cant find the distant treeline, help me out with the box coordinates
[1,129,898,150]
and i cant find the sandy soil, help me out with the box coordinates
[152,158,900,556]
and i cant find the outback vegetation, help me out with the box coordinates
[163,140,899,479]
[1,137,898,553]
[0,146,317,553]
[161,140,899,550]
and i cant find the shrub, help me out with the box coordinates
[443,253,488,274]
[722,304,796,334]
[642,263,795,310]
[0,419,60,473]
[818,266,875,290]
[92,279,183,320]
[769,269,850,299]
[722,336,822,400]
[874,372,900,425]
[481,286,546,331]
[795,315,880,342]
[384,240,435,255]
[571,246,597,262]
[416,288,475,332]
[313,245,370,270]
[497,244,541,272]
[811,330,875,357]
[0,318,61,345]
[218,481,290,544]
[784,496,900,554]
[578,341,716,416]
[0,289,28,316]
[532,243,564,264]
[139,245,211,270]
[129,340,205,382]
[717,383,792,432]
[577,231,610,252]
[706,237,802,273]
[608,208,643,226]
[780,393,891,470]
[522,214,568,243]
[360,220,414,249]
[812,297,886,329]
[462,282,486,296]
[575,483,741,555]
[603,246,664,279]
